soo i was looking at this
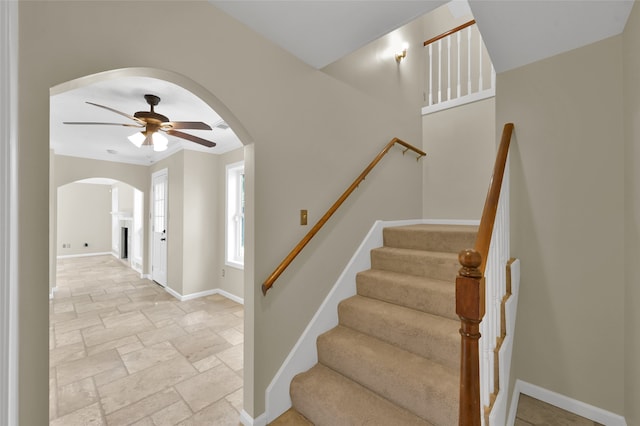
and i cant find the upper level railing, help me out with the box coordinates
[262,138,426,295]
[457,123,514,425]
[423,19,495,115]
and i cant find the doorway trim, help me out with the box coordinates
[0,0,19,424]
[151,168,168,287]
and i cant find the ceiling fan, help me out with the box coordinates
[64,94,216,152]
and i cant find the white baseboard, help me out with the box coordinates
[56,251,113,259]
[240,410,266,426]
[508,380,627,426]
[164,286,244,305]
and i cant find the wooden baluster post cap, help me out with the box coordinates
[458,249,482,278]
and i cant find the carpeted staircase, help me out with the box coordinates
[272,224,478,426]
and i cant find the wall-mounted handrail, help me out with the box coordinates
[423,19,476,47]
[262,138,426,295]
[457,123,514,426]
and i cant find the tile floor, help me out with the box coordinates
[50,255,244,426]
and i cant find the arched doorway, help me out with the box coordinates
[49,68,252,424]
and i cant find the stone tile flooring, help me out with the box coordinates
[50,255,244,426]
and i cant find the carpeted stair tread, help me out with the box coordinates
[269,408,313,426]
[338,295,459,370]
[356,269,457,320]
[371,247,459,281]
[290,363,434,426]
[383,224,477,253]
[317,325,458,426]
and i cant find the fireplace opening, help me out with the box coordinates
[120,227,128,259]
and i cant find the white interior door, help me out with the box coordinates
[151,169,168,287]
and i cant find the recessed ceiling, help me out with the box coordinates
[51,76,243,166]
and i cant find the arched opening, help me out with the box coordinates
[49,68,252,424]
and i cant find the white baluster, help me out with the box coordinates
[447,36,451,101]
[437,39,442,104]
[479,34,483,91]
[428,44,433,106]
[456,31,461,100]
[467,26,472,95]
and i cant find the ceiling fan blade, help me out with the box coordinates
[63,121,144,128]
[166,129,216,148]
[86,102,145,124]
[164,121,212,130]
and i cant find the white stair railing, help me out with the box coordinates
[480,154,510,425]
[423,20,495,115]
[456,123,514,426]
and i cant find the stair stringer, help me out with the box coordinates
[488,258,520,426]
[264,218,479,423]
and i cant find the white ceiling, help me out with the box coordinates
[469,0,635,73]
[211,0,449,69]
[211,0,634,72]
[51,76,243,166]
[51,0,634,166]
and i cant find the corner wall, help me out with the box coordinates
[422,98,495,220]
[497,36,625,414]
[623,2,640,423]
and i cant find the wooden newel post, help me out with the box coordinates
[456,248,485,426]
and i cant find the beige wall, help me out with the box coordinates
[57,183,111,256]
[115,181,134,215]
[218,148,245,299]
[497,36,625,414]
[422,98,495,219]
[19,2,424,422]
[182,150,219,296]
[623,2,640,424]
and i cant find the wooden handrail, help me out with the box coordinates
[262,138,426,295]
[456,122,514,426]
[423,19,476,47]
[474,122,514,272]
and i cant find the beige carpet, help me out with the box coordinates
[279,224,477,426]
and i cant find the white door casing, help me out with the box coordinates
[151,169,168,287]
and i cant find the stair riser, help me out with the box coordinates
[356,271,458,320]
[383,227,477,253]
[371,249,459,282]
[338,297,460,371]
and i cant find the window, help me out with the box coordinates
[226,161,244,269]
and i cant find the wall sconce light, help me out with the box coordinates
[395,43,409,63]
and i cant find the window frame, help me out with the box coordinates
[225,161,244,269]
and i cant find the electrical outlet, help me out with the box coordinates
[222,269,225,277]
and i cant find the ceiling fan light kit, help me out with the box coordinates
[64,94,217,151]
